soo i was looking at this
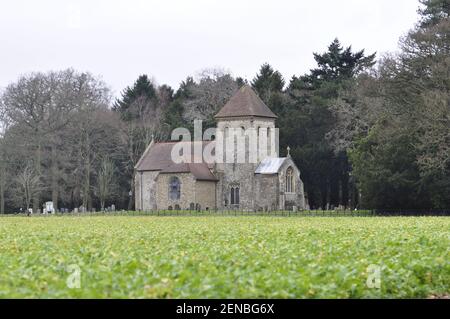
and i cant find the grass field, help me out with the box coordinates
[0,216,448,298]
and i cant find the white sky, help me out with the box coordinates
[0,0,421,96]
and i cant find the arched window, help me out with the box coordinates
[230,186,240,205]
[224,127,230,162]
[169,176,181,200]
[257,126,260,150]
[286,167,294,193]
[239,126,247,161]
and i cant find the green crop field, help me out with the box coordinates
[0,216,448,298]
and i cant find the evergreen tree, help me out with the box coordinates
[113,75,169,210]
[301,38,376,90]
[418,0,449,27]
[163,99,186,135]
[284,39,376,209]
[162,77,195,136]
[251,64,285,98]
[236,77,248,87]
[113,75,157,121]
[174,77,195,100]
[251,64,286,115]
[332,0,450,209]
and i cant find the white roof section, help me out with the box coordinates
[255,158,287,174]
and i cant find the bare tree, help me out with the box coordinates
[118,92,169,210]
[326,72,386,153]
[13,165,43,212]
[0,70,102,212]
[416,89,450,173]
[183,70,238,122]
[0,140,7,214]
[67,107,119,211]
[95,157,116,211]
[0,101,6,214]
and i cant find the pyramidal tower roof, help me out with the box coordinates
[215,85,277,119]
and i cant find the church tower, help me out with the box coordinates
[214,85,278,210]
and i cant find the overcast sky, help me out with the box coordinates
[0,0,421,96]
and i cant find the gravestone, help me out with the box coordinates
[44,201,55,214]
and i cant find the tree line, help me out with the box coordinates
[0,0,448,213]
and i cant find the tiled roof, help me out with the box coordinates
[215,85,277,119]
[135,141,217,181]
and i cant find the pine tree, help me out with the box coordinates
[251,64,285,102]
[236,77,248,87]
[418,0,450,27]
[301,39,376,90]
[113,75,157,121]
[251,64,286,115]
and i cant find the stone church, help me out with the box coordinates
[135,85,306,211]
